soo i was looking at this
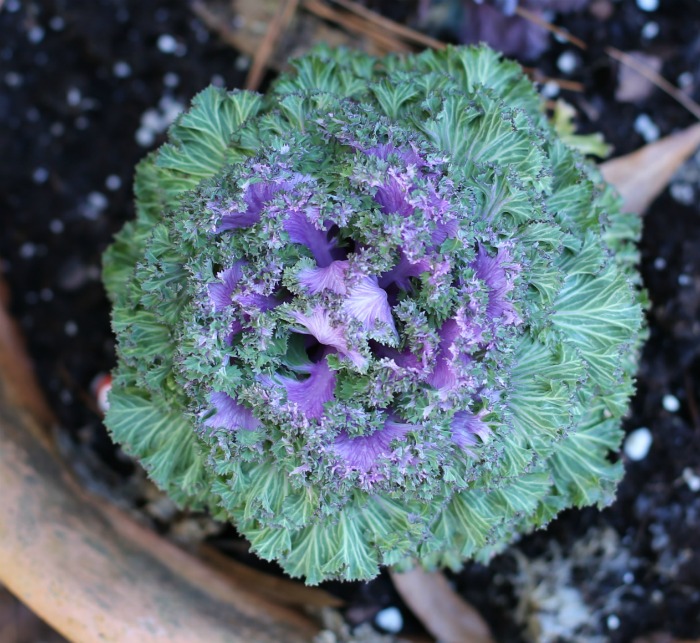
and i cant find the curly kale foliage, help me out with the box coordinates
[103,45,645,584]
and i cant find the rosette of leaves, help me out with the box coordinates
[103,45,645,584]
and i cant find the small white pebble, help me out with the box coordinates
[157,34,178,54]
[28,26,45,44]
[607,614,620,631]
[677,71,694,89]
[623,572,634,584]
[557,51,578,75]
[634,113,659,142]
[624,427,653,461]
[651,590,663,604]
[65,320,79,337]
[670,182,694,205]
[105,174,122,191]
[40,288,54,301]
[637,0,658,11]
[74,115,90,130]
[5,0,20,12]
[541,80,560,98]
[19,242,36,259]
[136,127,155,147]
[682,468,700,492]
[375,607,403,633]
[210,73,225,87]
[67,87,82,107]
[163,71,179,87]
[49,219,64,234]
[678,273,692,286]
[32,167,49,184]
[113,60,132,78]
[5,71,23,87]
[49,16,65,31]
[653,257,666,270]
[641,21,659,38]
[662,394,680,413]
[50,121,65,136]
[88,191,108,210]
[235,55,251,72]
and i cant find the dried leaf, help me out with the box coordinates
[390,568,494,643]
[601,123,700,215]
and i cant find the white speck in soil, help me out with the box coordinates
[654,257,666,270]
[64,320,79,337]
[49,219,64,234]
[49,16,65,31]
[607,614,620,631]
[375,607,403,633]
[157,34,178,54]
[677,71,694,89]
[74,115,89,130]
[624,427,653,461]
[541,80,560,98]
[662,394,680,413]
[633,113,660,142]
[136,127,155,147]
[636,0,658,11]
[67,87,82,107]
[235,55,251,71]
[5,0,20,12]
[113,61,132,78]
[60,388,73,405]
[557,51,578,74]
[82,191,108,220]
[678,273,692,286]
[623,572,634,584]
[32,167,49,184]
[670,182,695,205]
[19,242,36,259]
[210,74,225,87]
[50,122,65,136]
[682,468,700,492]
[28,26,45,44]
[641,21,659,38]
[5,71,23,88]
[40,288,54,302]
[163,72,179,87]
[105,174,122,191]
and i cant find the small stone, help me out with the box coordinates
[662,394,680,413]
[163,72,179,87]
[670,182,694,205]
[64,320,79,337]
[19,242,36,259]
[157,34,178,54]
[49,16,65,30]
[375,607,403,633]
[49,219,64,234]
[105,174,122,191]
[624,427,652,461]
[113,60,132,78]
[67,87,82,107]
[682,468,700,492]
[541,81,560,98]
[557,51,578,74]
[28,26,45,44]
[623,572,634,584]
[677,72,694,89]
[5,71,23,88]
[641,21,659,38]
[607,614,620,630]
[678,273,692,286]
[136,127,155,147]
[633,113,659,142]
[32,167,49,184]
[653,257,666,270]
[636,0,658,11]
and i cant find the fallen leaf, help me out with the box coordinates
[601,122,700,216]
[390,567,494,643]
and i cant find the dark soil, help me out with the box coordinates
[2,1,700,641]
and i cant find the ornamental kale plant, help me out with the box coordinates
[103,45,645,584]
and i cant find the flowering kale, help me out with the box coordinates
[103,45,645,584]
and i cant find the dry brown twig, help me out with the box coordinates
[245,0,301,90]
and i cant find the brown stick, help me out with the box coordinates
[245,0,301,91]
[0,279,319,643]
[328,0,446,50]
